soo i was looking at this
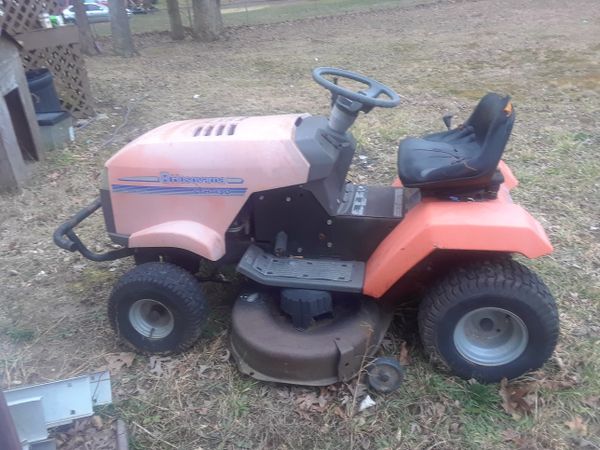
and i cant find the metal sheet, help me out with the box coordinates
[4,371,112,428]
[6,396,48,443]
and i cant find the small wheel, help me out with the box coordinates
[367,357,405,394]
[134,248,201,274]
[418,258,559,382]
[108,262,207,353]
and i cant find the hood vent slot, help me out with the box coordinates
[194,119,242,137]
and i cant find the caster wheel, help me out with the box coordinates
[367,357,405,394]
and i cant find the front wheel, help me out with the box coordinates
[418,259,559,382]
[108,262,208,354]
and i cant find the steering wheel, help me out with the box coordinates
[312,67,400,109]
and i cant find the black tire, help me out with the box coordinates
[108,262,207,354]
[418,258,559,382]
[133,248,201,274]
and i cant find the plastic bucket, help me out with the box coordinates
[26,69,62,113]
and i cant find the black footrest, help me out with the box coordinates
[237,245,364,292]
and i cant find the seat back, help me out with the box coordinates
[464,93,515,172]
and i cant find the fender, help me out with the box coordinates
[363,186,553,298]
[129,220,225,261]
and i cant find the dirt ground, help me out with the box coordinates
[1,0,599,448]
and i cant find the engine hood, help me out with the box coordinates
[104,114,312,238]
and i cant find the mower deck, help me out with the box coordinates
[230,291,393,386]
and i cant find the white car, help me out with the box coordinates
[63,2,131,24]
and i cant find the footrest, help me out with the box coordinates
[237,245,365,292]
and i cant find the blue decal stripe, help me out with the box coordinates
[111,184,247,196]
[117,176,160,183]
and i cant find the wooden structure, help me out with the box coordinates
[0,0,94,191]
[2,0,94,118]
[0,31,44,191]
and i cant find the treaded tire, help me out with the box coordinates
[108,262,207,354]
[134,248,201,274]
[418,258,559,382]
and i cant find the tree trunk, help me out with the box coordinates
[166,0,185,40]
[191,0,223,42]
[73,0,99,55]
[108,0,137,57]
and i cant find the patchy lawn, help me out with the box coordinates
[1,0,599,448]
[89,0,420,36]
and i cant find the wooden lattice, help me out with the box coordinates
[2,0,62,36]
[1,1,94,119]
[22,40,94,118]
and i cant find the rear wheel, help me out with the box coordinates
[108,262,207,354]
[418,259,559,382]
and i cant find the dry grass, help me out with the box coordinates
[1,0,599,448]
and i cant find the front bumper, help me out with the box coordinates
[53,197,133,262]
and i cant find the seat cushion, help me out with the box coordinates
[397,93,514,190]
[397,126,485,188]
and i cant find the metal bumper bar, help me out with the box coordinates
[53,197,133,262]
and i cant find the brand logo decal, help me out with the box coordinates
[113,173,246,196]
[117,173,244,185]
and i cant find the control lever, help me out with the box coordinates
[330,77,339,107]
[443,114,453,130]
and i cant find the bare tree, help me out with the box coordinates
[108,0,137,57]
[192,0,223,42]
[166,0,185,41]
[73,0,99,55]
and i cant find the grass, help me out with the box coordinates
[90,0,425,36]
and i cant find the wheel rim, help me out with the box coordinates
[453,307,528,366]
[129,299,174,339]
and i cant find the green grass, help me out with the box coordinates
[3,326,35,343]
[90,0,423,36]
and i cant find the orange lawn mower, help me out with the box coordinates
[54,68,559,393]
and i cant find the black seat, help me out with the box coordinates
[397,93,515,192]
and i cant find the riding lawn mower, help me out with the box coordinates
[54,68,559,393]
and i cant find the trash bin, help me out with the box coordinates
[26,69,62,113]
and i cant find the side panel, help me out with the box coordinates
[129,220,225,261]
[363,186,553,298]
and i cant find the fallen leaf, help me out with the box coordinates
[90,415,103,430]
[399,341,411,366]
[583,395,599,408]
[410,423,421,434]
[565,416,588,436]
[540,376,578,390]
[502,429,520,442]
[334,405,346,419]
[105,352,135,373]
[499,378,537,419]
[431,402,445,418]
[148,356,177,377]
[295,392,319,411]
[219,349,231,362]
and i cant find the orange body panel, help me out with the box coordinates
[130,221,225,261]
[363,182,553,298]
[106,114,311,260]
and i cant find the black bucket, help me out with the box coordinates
[26,69,62,113]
